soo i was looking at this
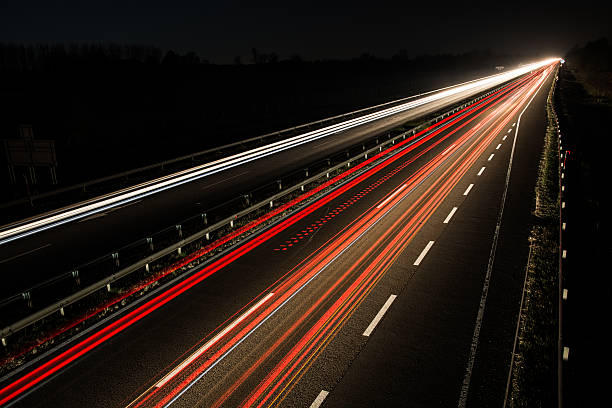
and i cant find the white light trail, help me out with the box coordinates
[0,58,560,245]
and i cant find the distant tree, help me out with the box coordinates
[162,50,180,65]
[252,48,260,64]
[184,51,200,65]
[392,49,409,62]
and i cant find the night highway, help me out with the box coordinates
[0,61,551,299]
[2,1,609,406]
[0,62,558,407]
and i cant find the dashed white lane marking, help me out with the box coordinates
[563,347,570,361]
[155,292,274,388]
[507,128,512,133]
[477,167,486,176]
[488,154,495,161]
[512,122,516,126]
[496,144,502,150]
[441,143,456,156]
[458,70,548,408]
[414,241,435,266]
[463,184,474,196]
[563,288,568,300]
[562,222,566,231]
[376,183,407,209]
[363,294,397,336]
[443,207,458,224]
[503,135,507,141]
[562,250,567,259]
[310,390,330,408]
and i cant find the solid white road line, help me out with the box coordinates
[363,294,397,336]
[463,184,474,196]
[376,184,407,209]
[477,167,486,176]
[496,144,502,150]
[443,207,458,224]
[441,143,456,156]
[310,390,330,408]
[458,66,551,408]
[414,241,435,266]
[0,243,51,264]
[0,60,560,247]
[201,171,249,190]
[155,292,274,388]
[488,154,495,161]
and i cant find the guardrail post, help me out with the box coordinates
[2,337,6,346]
[277,180,282,190]
[243,194,250,207]
[176,225,182,239]
[60,307,65,316]
[304,168,309,177]
[147,237,154,251]
[364,153,368,159]
[301,185,304,191]
[230,219,234,228]
[72,270,80,286]
[202,213,207,225]
[106,283,111,292]
[145,263,150,272]
[112,252,120,268]
[206,232,210,240]
[22,292,32,308]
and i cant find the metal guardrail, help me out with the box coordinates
[0,82,506,341]
[0,77,486,213]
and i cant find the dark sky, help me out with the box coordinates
[1,0,610,63]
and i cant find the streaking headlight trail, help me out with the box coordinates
[0,58,560,245]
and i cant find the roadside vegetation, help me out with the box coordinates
[507,70,559,407]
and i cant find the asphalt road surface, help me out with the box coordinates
[0,63,557,408]
[0,63,553,300]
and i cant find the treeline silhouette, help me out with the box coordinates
[565,38,612,99]
[0,42,530,201]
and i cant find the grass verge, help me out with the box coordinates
[507,71,560,407]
